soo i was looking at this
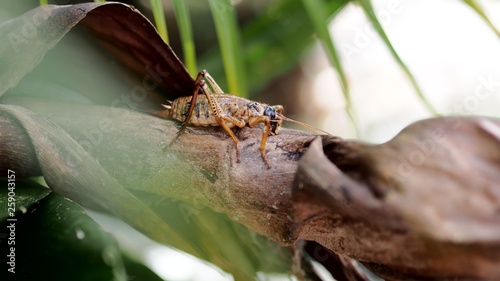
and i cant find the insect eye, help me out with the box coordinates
[263,106,276,119]
[265,106,284,135]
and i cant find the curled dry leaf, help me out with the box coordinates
[293,117,500,280]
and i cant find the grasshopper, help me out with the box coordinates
[158,70,329,168]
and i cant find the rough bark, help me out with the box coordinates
[293,117,500,280]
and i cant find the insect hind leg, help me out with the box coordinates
[179,71,206,133]
[200,69,224,94]
[167,71,207,148]
[182,69,224,131]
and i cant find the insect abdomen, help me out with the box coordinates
[170,95,218,126]
[169,94,264,127]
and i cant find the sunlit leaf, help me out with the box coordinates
[150,0,168,42]
[463,0,500,38]
[208,0,247,97]
[301,0,358,134]
[355,0,438,115]
[172,0,197,75]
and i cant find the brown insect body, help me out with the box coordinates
[159,70,328,169]
[168,94,274,129]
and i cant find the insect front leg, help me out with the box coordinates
[248,116,272,169]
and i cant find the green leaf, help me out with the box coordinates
[355,0,438,115]
[172,0,197,76]
[0,179,50,221]
[0,4,88,96]
[122,254,165,281]
[301,0,348,96]
[301,0,359,134]
[208,0,247,97]
[150,0,169,43]
[200,0,347,96]
[463,0,500,38]
[0,182,127,281]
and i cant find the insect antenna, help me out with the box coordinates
[277,114,332,136]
